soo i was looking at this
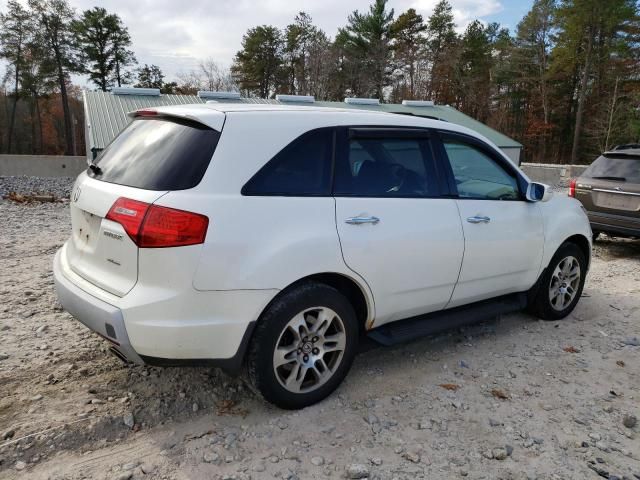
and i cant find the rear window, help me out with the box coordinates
[89,117,220,190]
[584,155,640,183]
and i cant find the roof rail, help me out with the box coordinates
[344,97,380,105]
[112,87,160,96]
[275,94,315,103]
[197,91,241,100]
[402,100,435,107]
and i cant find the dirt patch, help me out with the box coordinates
[1,200,638,479]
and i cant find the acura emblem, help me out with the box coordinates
[73,186,82,202]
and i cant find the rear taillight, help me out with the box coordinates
[106,197,149,241]
[569,179,576,197]
[106,197,208,248]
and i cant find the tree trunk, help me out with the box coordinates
[538,42,549,162]
[571,29,594,164]
[56,52,74,155]
[605,76,619,151]
[35,93,43,154]
[115,54,122,87]
[7,60,20,154]
[30,95,36,152]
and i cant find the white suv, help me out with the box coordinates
[54,104,592,409]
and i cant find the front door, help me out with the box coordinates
[436,133,544,308]
[333,128,465,326]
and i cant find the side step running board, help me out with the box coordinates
[367,293,528,346]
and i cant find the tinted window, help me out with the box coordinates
[242,129,333,196]
[334,137,436,197]
[584,155,640,183]
[89,117,219,190]
[443,139,520,200]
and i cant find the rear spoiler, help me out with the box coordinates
[128,106,225,132]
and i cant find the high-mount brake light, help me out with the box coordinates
[106,197,208,248]
[135,109,158,117]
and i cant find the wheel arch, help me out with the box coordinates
[230,273,373,374]
[562,233,591,270]
[256,272,373,337]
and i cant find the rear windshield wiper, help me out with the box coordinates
[591,175,626,181]
[88,162,102,175]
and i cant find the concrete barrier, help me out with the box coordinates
[521,163,588,187]
[0,155,86,178]
[0,154,589,185]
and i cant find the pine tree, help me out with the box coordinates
[72,7,136,91]
[426,0,458,103]
[135,64,164,89]
[339,0,395,99]
[231,26,284,98]
[390,8,427,99]
[0,1,32,153]
[29,0,79,155]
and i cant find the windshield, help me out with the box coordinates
[89,117,220,190]
[584,155,640,183]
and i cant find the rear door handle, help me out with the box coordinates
[467,216,490,224]
[345,216,380,225]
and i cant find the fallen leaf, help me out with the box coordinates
[491,389,509,400]
[3,192,59,203]
[563,346,580,353]
[616,360,625,367]
[216,399,248,417]
[439,383,460,391]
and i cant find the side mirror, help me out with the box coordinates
[526,182,553,202]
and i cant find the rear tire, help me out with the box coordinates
[247,282,358,409]
[528,242,587,320]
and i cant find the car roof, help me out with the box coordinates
[148,102,466,135]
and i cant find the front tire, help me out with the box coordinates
[528,242,587,320]
[247,282,359,409]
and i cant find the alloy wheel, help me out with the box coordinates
[272,307,346,394]
[548,255,581,311]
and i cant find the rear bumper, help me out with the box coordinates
[588,211,640,237]
[53,250,144,365]
[53,245,278,372]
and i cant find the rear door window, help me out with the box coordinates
[242,128,334,196]
[89,117,220,190]
[584,155,640,182]
[333,131,439,197]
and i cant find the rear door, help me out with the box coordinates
[575,153,640,230]
[65,115,221,297]
[333,128,464,326]
[435,132,544,308]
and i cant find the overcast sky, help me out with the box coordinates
[1,0,533,83]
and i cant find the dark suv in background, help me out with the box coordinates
[571,146,640,239]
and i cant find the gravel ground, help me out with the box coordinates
[0,177,639,480]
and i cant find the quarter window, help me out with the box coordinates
[334,136,437,197]
[242,128,333,196]
[442,139,521,200]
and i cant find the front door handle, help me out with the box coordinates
[467,215,490,224]
[345,216,380,225]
